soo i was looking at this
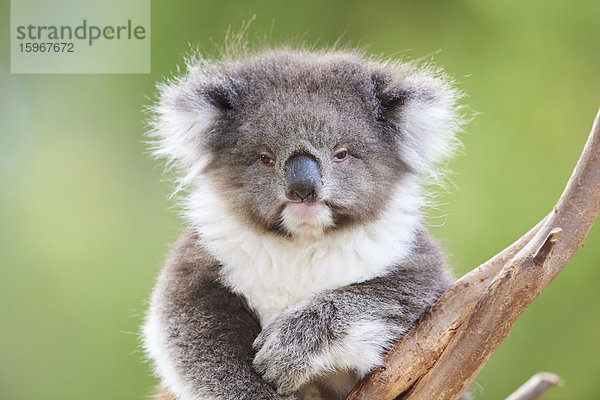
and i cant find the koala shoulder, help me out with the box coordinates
[156,228,221,297]
[407,230,455,289]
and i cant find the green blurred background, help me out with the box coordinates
[1,1,599,399]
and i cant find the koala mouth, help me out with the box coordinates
[280,201,334,237]
[285,201,326,219]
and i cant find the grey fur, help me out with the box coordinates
[144,47,463,400]
[147,231,296,399]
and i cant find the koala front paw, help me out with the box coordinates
[252,313,326,395]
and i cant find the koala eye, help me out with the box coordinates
[332,148,348,163]
[260,152,276,166]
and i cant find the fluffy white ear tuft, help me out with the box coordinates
[147,62,228,189]
[380,66,465,175]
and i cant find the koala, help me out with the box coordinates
[142,47,463,400]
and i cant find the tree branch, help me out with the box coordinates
[347,108,600,400]
[505,372,562,400]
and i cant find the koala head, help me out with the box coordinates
[150,49,462,239]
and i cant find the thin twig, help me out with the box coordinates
[505,372,562,400]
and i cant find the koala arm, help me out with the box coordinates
[253,231,452,395]
[144,230,295,400]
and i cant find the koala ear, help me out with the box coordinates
[374,69,462,174]
[149,72,237,186]
[203,82,237,113]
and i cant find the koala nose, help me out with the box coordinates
[285,154,322,203]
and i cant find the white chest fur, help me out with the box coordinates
[187,176,422,326]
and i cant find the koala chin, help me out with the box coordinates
[142,47,464,400]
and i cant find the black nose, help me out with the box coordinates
[285,154,322,203]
